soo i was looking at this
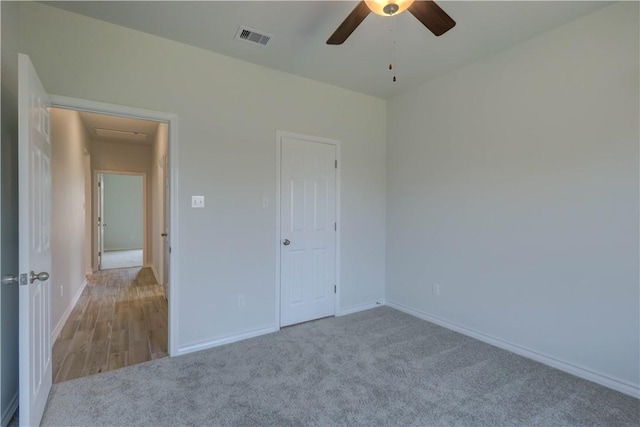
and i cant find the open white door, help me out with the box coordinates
[18,54,52,427]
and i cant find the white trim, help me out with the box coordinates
[275,131,341,329]
[0,8,3,425]
[176,326,278,356]
[50,95,179,357]
[167,111,179,357]
[337,300,385,316]
[386,300,640,398]
[0,392,18,427]
[50,96,177,123]
[274,134,281,330]
[51,279,88,343]
[335,138,342,318]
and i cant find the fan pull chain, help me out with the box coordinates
[392,38,397,82]
[389,16,397,82]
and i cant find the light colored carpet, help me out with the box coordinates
[38,307,638,426]
[101,249,143,270]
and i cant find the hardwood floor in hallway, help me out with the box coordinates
[52,267,168,383]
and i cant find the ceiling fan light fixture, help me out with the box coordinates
[364,0,414,16]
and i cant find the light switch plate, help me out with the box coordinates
[192,195,205,208]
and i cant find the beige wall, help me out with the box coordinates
[91,139,153,268]
[151,123,168,289]
[84,154,92,275]
[50,108,91,337]
[92,139,153,173]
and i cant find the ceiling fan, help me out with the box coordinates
[327,0,456,45]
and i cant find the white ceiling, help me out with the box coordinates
[46,1,610,99]
[78,111,159,144]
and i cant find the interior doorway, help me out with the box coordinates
[276,131,341,328]
[97,172,145,270]
[48,102,174,384]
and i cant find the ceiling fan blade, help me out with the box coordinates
[408,0,456,37]
[327,1,371,45]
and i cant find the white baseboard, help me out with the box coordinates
[52,278,88,342]
[1,392,18,427]
[176,326,278,356]
[386,300,640,399]
[176,303,388,357]
[337,300,385,316]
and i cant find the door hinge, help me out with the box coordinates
[98,181,101,187]
[334,285,336,293]
[335,160,337,169]
[98,251,101,257]
[169,247,172,254]
[334,222,337,231]
[20,273,28,286]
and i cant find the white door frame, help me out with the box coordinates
[49,95,180,356]
[94,170,147,269]
[274,130,341,329]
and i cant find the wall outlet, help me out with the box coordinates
[60,285,64,297]
[237,294,245,307]
[262,197,269,208]
[433,284,441,296]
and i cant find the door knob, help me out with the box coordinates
[161,233,168,237]
[30,271,49,284]
[282,239,290,246]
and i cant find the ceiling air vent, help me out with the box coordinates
[234,26,272,47]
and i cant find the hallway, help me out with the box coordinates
[52,267,168,383]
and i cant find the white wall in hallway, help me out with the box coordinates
[50,108,91,337]
[151,123,168,287]
[19,2,387,351]
[386,2,639,392]
[84,154,92,275]
[102,174,144,251]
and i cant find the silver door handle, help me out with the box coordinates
[1,275,18,285]
[282,239,290,246]
[30,271,50,284]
